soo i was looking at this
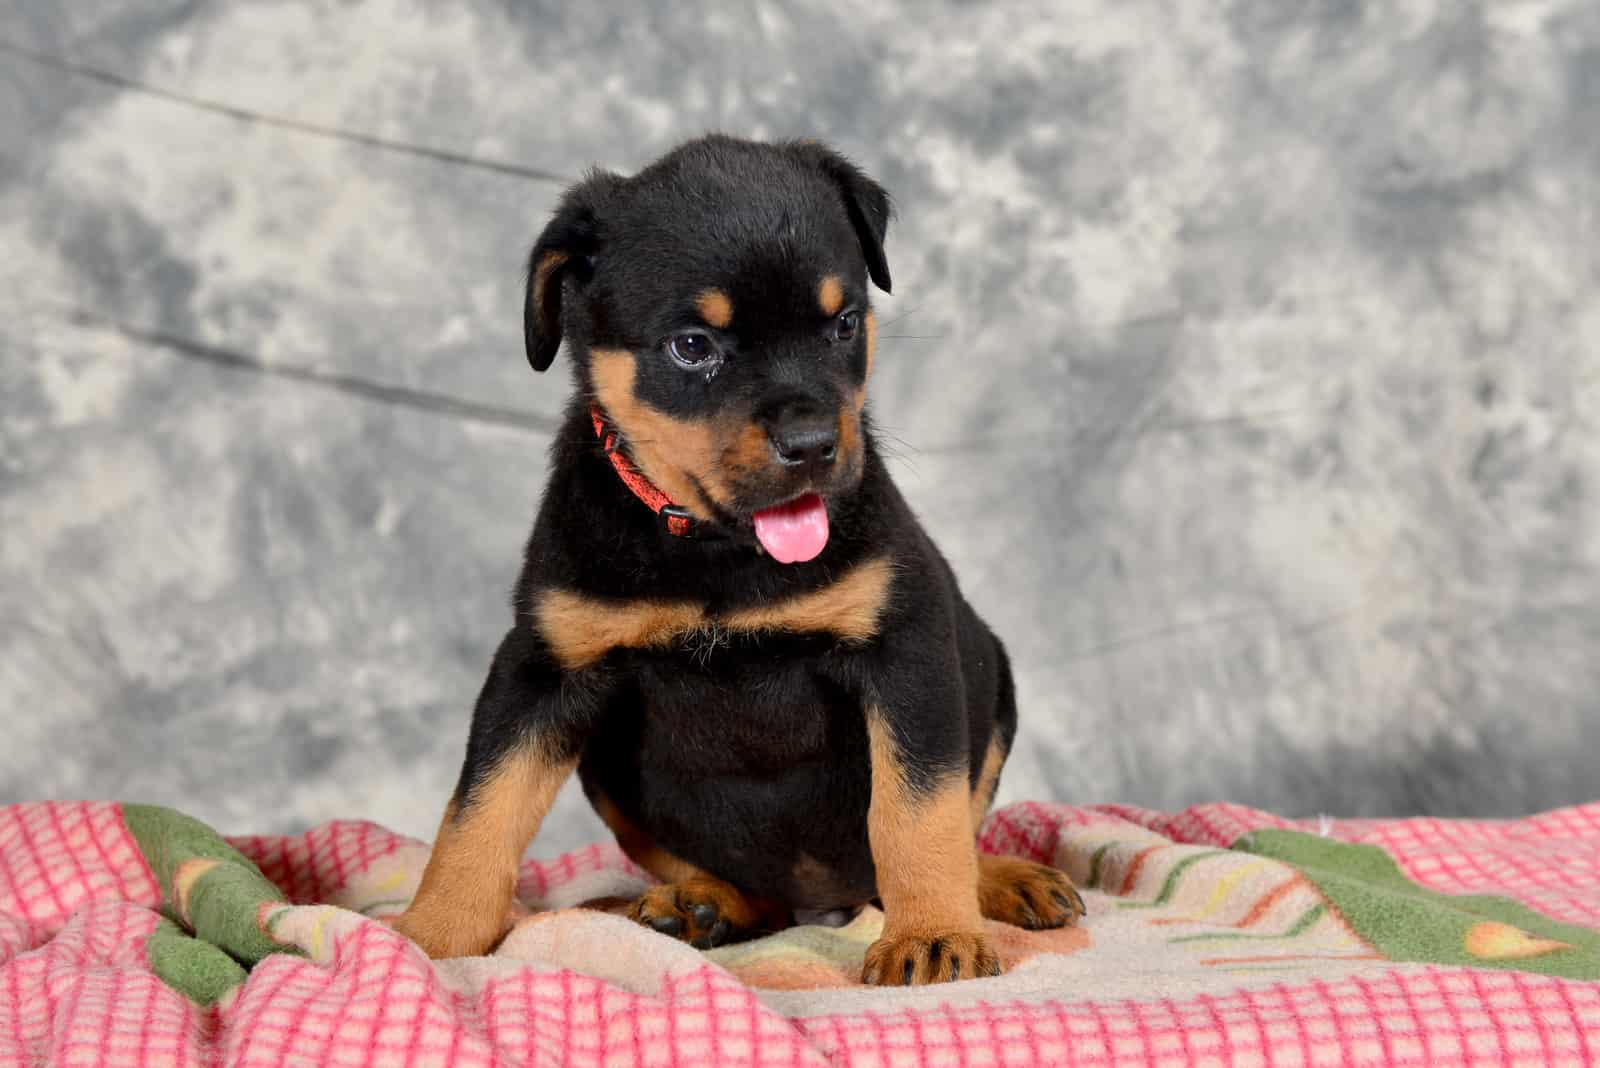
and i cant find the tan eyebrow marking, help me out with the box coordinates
[695,289,734,329]
[818,275,845,316]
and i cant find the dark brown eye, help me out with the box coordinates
[667,332,716,367]
[833,310,861,342]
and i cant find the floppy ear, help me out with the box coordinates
[792,141,894,294]
[524,171,620,372]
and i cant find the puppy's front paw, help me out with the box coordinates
[978,856,1086,930]
[862,930,1001,985]
[627,876,768,949]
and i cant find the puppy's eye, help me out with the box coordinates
[832,310,861,343]
[666,332,717,367]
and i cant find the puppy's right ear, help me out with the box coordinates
[789,140,894,294]
[524,171,620,372]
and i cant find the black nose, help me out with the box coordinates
[768,419,838,471]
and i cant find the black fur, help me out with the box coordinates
[454,135,1016,912]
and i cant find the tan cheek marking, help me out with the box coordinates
[866,710,984,938]
[837,404,862,468]
[720,422,772,481]
[394,744,575,958]
[536,589,706,670]
[696,288,734,329]
[723,557,894,642]
[864,308,877,381]
[818,275,845,316]
[590,348,724,517]
[969,736,1008,830]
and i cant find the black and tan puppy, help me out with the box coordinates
[394,135,1083,985]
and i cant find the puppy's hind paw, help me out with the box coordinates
[626,875,777,950]
[978,855,1086,930]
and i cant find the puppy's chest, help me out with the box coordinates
[532,557,893,672]
[626,641,852,762]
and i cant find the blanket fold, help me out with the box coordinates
[2,798,1597,1066]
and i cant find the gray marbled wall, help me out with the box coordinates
[2,2,1596,855]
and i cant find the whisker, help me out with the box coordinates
[876,303,929,329]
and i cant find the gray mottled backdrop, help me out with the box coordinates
[2,2,1597,855]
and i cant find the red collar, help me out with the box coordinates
[590,406,698,537]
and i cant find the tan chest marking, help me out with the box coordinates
[722,557,893,642]
[536,593,705,671]
[536,557,894,669]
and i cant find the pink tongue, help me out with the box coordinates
[752,493,830,564]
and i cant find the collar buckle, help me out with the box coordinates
[659,504,727,540]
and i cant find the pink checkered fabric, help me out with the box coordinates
[3,799,1598,1066]
[228,819,405,905]
[516,840,647,903]
[221,919,831,1066]
[798,968,1600,1067]
[0,802,159,927]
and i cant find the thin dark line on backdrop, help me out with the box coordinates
[0,39,572,185]
[911,404,1338,456]
[64,310,562,436]
[47,301,1329,454]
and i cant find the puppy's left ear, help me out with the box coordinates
[524,170,621,372]
[792,141,894,294]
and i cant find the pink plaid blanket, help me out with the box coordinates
[2,799,1598,1066]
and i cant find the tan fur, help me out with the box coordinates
[393,744,575,958]
[865,710,984,939]
[536,589,705,671]
[862,928,998,984]
[723,557,893,642]
[628,874,784,936]
[591,349,723,519]
[864,308,877,381]
[695,288,734,329]
[977,854,1085,929]
[726,422,772,480]
[593,793,703,885]
[594,792,789,938]
[969,736,1007,830]
[818,275,845,316]
[530,251,569,338]
[534,557,893,669]
[837,404,862,468]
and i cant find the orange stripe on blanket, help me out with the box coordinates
[1235,875,1304,928]
[1200,952,1384,966]
[1117,845,1164,896]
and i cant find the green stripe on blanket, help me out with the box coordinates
[124,804,302,1003]
[1235,829,1600,979]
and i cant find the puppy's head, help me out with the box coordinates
[523,136,891,563]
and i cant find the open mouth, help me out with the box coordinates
[751,492,829,564]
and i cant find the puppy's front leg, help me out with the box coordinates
[861,705,998,985]
[394,626,595,959]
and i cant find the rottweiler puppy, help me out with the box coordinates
[394,135,1084,985]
